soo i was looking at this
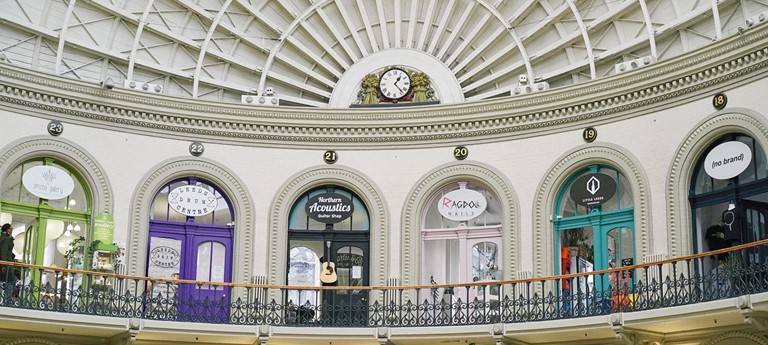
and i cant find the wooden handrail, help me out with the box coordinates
[2,238,765,291]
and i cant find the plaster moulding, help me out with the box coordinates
[0,29,767,149]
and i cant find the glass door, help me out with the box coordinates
[324,240,368,326]
[600,224,634,310]
[186,238,231,321]
[557,220,634,313]
[741,200,768,267]
[147,223,232,322]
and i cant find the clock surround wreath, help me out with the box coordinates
[356,67,436,105]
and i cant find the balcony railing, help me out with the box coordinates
[1,240,767,327]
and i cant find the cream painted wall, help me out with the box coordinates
[1,72,768,282]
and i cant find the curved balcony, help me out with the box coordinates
[2,241,768,344]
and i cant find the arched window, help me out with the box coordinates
[146,177,234,318]
[553,165,634,305]
[421,181,502,295]
[690,134,768,269]
[0,158,92,287]
[287,185,370,322]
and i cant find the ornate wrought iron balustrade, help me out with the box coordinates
[1,241,767,327]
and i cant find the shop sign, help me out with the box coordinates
[22,165,75,200]
[569,173,617,207]
[305,192,354,223]
[93,212,114,244]
[437,189,487,221]
[168,185,218,216]
[704,141,752,180]
[149,245,181,268]
[336,252,363,268]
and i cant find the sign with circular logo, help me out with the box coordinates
[168,185,218,216]
[22,165,75,200]
[569,173,617,207]
[305,192,354,223]
[704,141,752,180]
[150,246,181,268]
[437,189,488,221]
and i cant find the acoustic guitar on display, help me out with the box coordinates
[320,260,338,284]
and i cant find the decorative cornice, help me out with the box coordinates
[400,162,519,287]
[1,337,61,345]
[1,30,767,148]
[532,144,650,278]
[701,331,768,345]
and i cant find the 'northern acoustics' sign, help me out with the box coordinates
[569,173,617,207]
[305,192,354,223]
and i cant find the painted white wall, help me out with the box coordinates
[1,73,767,281]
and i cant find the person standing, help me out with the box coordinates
[0,223,18,298]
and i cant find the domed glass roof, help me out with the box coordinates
[0,0,764,107]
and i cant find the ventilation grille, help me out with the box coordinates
[515,270,533,279]
[643,253,666,263]
[642,253,667,284]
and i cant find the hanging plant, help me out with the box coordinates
[64,236,86,261]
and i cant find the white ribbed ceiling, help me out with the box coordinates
[0,0,765,108]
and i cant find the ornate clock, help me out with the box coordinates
[378,67,411,101]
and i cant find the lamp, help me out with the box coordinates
[45,219,65,240]
[0,212,11,225]
[56,228,76,255]
[74,224,81,232]
[13,231,25,257]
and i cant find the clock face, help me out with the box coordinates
[378,68,411,100]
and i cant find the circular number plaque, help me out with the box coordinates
[47,120,63,136]
[583,127,597,143]
[712,92,727,110]
[189,142,205,157]
[324,150,338,164]
[453,146,469,160]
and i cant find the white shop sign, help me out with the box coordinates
[437,189,487,221]
[22,165,75,200]
[704,141,752,180]
[168,185,218,216]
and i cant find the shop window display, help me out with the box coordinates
[553,165,635,313]
[421,181,503,305]
[0,159,92,293]
[690,134,768,274]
